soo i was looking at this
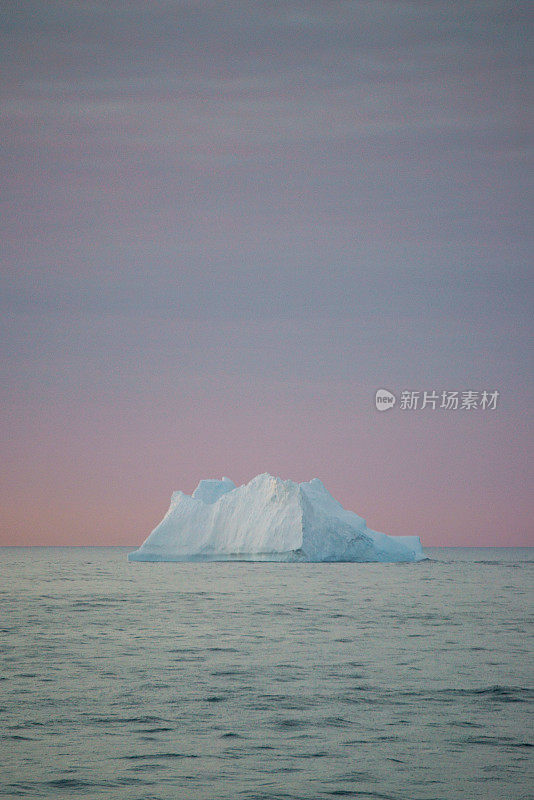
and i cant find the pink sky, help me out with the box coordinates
[1,3,532,547]
[2,377,532,547]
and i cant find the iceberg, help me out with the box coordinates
[128,474,425,563]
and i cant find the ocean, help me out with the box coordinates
[1,547,532,800]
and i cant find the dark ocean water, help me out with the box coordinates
[1,547,532,800]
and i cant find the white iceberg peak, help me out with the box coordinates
[128,473,425,563]
[191,477,236,504]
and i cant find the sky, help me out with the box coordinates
[1,0,533,547]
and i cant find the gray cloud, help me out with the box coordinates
[1,0,532,388]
